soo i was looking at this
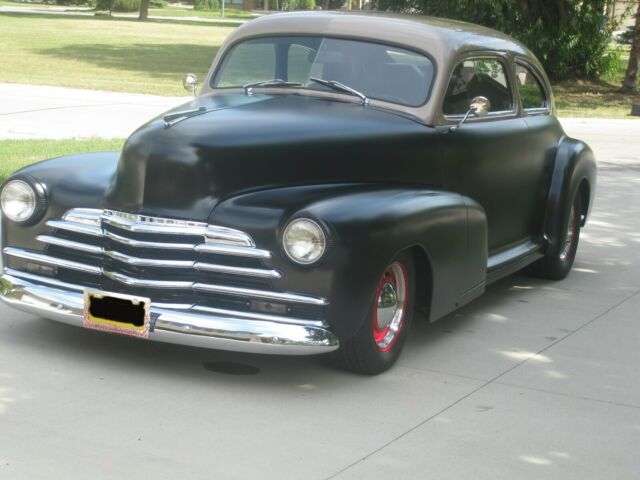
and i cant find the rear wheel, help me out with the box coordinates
[527,193,581,280]
[332,251,415,375]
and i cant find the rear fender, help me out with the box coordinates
[544,138,596,256]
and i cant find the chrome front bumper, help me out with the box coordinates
[0,272,340,355]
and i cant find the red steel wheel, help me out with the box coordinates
[372,262,408,352]
[332,251,415,375]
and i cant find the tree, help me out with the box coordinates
[374,0,617,80]
[621,2,640,93]
[139,0,149,20]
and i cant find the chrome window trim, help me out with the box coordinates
[439,54,517,124]
[514,60,551,116]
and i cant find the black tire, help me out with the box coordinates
[526,193,581,280]
[332,251,415,375]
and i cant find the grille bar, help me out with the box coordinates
[5,247,327,305]
[3,268,327,328]
[45,220,102,237]
[11,209,329,319]
[4,247,102,275]
[37,235,102,255]
[37,234,280,278]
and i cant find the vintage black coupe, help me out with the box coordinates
[0,12,596,374]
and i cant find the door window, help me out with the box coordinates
[514,63,548,111]
[443,58,513,116]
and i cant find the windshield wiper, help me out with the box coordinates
[163,106,208,128]
[309,77,370,106]
[243,79,302,95]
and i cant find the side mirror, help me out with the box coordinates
[183,73,198,98]
[469,96,490,117]
[449,96,491,132]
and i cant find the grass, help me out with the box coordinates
[0,12,234,95]
[0,0,255,19]
[0,0,59,6]
[0,138,124,182]
[0,11,638,115]
[553,46,640,118]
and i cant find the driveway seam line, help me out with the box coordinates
[493,381,640,410]
[324,290,640,480]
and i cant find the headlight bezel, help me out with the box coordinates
[1,177,47,225]
[282,217,327,265]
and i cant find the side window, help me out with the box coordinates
[443,58,513,116]
[515,63,547,111]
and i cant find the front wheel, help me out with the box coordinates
[332,251,415,375]
[527,193,581,280]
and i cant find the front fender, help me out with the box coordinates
[544,138,596,256]
[1,152,119,255]
[210,184,487,339]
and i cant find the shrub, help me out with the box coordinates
[281,0,315,9]
[194,0,218,10]
[95,0,141,11]
[375,0,617,81]
[617,24,635,45]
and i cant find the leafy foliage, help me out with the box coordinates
[375,0,618,80]
[95,0,140,12]
[194,0,218,10]
[618,24,635,45]
[280,0,316,10]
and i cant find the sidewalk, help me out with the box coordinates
[0,83,188,139]
[2,83,638,155]
[0,4,249,25]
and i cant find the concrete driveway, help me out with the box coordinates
[0,84,639,479]
[0,83,187,139]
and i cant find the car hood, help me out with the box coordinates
[106,93,438,221]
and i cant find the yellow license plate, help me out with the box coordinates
[83,291,150,339]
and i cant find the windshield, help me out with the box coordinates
[212,36,434,108]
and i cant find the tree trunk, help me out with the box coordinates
[138,0,149,20]
[621,1,640,93]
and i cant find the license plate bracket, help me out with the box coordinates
[83,291,150,339]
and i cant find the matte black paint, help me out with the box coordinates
[1,49,596,346]
[107,94,438,221]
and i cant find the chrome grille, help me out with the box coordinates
[3,208,327,326]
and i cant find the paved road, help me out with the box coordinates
[0,83,187,139]
[0,86,639,479]
[0,5,249,25]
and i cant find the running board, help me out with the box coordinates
[486,240,544,284]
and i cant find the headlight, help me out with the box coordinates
[283,218,326,265]
[1,180,38,223]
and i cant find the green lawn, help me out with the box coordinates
[0,11,638,114]
[0,12,234,95]
[0,0,59,6]
[0,138,124,182]
[553,46,640,118]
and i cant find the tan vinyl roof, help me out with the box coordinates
[201,12,541,124]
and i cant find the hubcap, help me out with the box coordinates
[373,262,408,352]
[560,202,578,261]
